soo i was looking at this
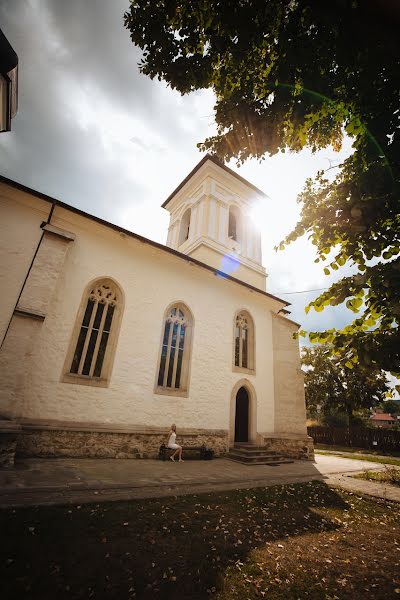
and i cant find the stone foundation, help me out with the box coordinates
[0,420,22,468]
[260,433,314,461]
[16,422,229,459]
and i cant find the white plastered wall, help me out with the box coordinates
[271,314,307,435]
[164,162,267,291]
[0,185,51,342]
[0,194,287,436]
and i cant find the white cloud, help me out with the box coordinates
[0,0,359,334]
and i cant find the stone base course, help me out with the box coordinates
[0,421,22,468]
[16,424,229,459]
[11,421,313,462]
[261,433,314,461]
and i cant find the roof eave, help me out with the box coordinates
[0,175,290,309]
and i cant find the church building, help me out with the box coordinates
[0,155,313,464]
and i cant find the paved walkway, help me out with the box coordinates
[0,454,399,507]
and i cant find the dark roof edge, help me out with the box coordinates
[162,153,267,208]
[0,174,289,308]
[274,312,301,329]
[0,29,18,73]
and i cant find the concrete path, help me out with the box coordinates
[0,454,398,507]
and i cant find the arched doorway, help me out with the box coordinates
[234,386,249,443]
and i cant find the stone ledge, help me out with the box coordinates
[41,223,76,241]
[259,432,311,440]
[14,307,46,321]
[0,421,22,434]
[18,419,228,437]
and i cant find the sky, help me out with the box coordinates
[0,0,360,338]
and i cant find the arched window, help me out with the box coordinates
[234,311,255,372]
[63,278,123,386]
[228,206,240,241]
[178,208,191,246]
[156,303,193,394]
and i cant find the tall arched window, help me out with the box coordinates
[156,303,193,395]
[63,278,123,386]
[178,208,191,246]
[234,311,255,372]
[228,206,240,241]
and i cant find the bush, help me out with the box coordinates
[322,413,348,428]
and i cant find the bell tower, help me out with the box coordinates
[162,155,267,291]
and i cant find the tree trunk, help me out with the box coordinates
[347,405,353,427]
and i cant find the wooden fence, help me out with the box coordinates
[307,426,400,453]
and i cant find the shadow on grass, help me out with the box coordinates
[0,480,354,600]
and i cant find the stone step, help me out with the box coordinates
[226,448,294,465]
[228,454,290,464]
[227,444,294,465]
[228,450,286,460]
[234,444,268,450]
[227,454,294,466]
[233,446,281,455]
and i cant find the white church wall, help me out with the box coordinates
[0,185,50,343]
[12,204,278,437]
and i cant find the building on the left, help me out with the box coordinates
[0,28,18,133]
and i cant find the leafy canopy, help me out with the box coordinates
[302,345,389,423]
[380,399,400,417]
[124,0,400,376]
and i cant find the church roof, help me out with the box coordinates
[162,154,267,208]
[0,174,290,311]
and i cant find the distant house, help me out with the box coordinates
[370,413,397,428]
[0,28,18,132]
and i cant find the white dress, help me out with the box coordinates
[167,431,180,449]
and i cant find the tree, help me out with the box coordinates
[380,399,400,416]
[124,1,400,377]
[302,345,389,424]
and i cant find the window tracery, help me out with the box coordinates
[64,279,122,385]
[234,311,254,371]
[157,303,192,393]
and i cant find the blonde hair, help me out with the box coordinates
[166,423,176,443]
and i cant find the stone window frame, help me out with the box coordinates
[232,309,256,374]
[154,301,194,398]
[61,277,124,388]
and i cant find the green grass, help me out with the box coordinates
[1,481,400,599]
[316,449,400,467]
[354,466,400,487]
[315,443,400,458]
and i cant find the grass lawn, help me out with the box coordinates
[354,467,400,487]
[316,448,400,467]
[315,444,400,458]
[1,481,399,600]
